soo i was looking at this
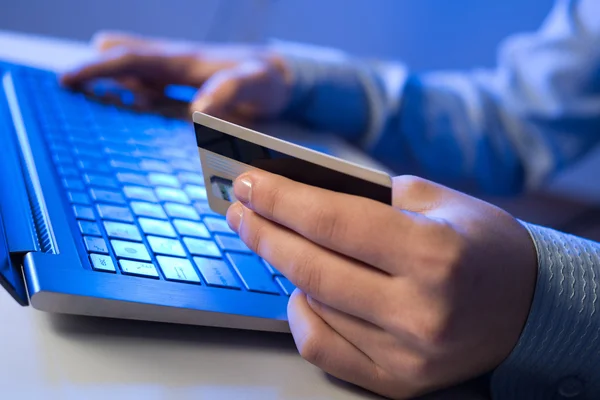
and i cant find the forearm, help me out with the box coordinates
[491,223,600,399]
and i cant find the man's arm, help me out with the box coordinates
[275,0,600,195]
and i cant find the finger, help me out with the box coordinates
[231,169,433,275]
[61,51,139,86]
[61,50,197,88]
[306,296,391,357]
[227,202,394,325]
[306,297,437,371]
[306,297,451,398]
[229,199,446,353]
[288,290,390,396]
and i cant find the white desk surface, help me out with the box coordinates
[0,30,488,400]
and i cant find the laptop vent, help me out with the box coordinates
[21,170,53,253]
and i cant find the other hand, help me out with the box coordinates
[60,31,293,121]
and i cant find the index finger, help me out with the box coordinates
[233,169,428,275]
[60,51,145,87]
[60,50,196,87]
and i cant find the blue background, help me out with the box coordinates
[1,0,554,70]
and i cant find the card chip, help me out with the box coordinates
[210,176,234,202]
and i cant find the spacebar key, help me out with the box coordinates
[226,253,279,295]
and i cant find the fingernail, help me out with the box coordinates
[226,202,244,232]
[234,176,252,204]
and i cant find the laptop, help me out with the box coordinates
[0,61,389,332]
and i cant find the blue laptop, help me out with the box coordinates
[0,62,295,332]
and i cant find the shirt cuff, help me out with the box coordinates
[491,222,600,399]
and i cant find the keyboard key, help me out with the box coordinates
[157,256,200,283]
[177,172,204,185]
[53,153,75,165]
[164,203,200,220]
[204,217,235,235]
[69,135,98,147]
[262,259,283,276]
[90,254,116,272]
[276,276,296,296]
[62,178,85,191]
[84,236,109,254]
[155,187,190,204]
[74,145,104,159]
[194,257,240,289]
[78,220,101,236]
[73,205,96,220]
[140,159,172,173]
[132,148,163,159]
[147,236,187,257]
[90,188,126,205]
[84,174,119,189]
[117,172,148,186]
[173,219,210,238]
[119,260,159,278]
[194,202,219,216]
[215,235,251,254]
[97,204,134,222]
[171,158,200,172]
[139,218,177,238]
[77,159,111,174]
[45,132,66,143]
[131,201,167,220]
[104,144,136,157]
[183,237,221,258]
[110,158,139,171]
[124,186,157,202]
[226,253,279,295]
[103,221,142,241]
[101,134,131,145]
[68,191,90,205]
[160,147,189,159]
[57,165,79,177]
[148,173,180,188]
[111,240,152,261]
[49,142,70,154]
[183,185,207,201]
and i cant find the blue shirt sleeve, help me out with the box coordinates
[272,0,600,196]
[491,223,600,399]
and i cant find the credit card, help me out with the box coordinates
[193,112,393,216]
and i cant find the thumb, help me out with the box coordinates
[190,60,284,120]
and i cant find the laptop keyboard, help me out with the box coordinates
[17,68,295,296]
